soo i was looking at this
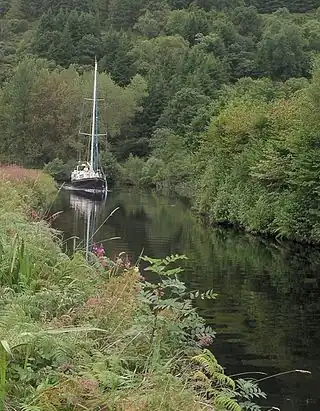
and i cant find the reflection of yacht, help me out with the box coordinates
[69,192,106,258]
[70,58,107,195]
[69,192,101,217]
[68,183,107,201]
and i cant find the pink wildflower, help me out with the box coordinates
[197,335,214,348]
[92,243,105,257]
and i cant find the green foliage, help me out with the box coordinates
[192,349,241,411]
[246,0,319,13]
[140,254,217,347]
[235,378,267,409]
[7,18,29,33]
[192,350,268,411]
[0,57,146,168]
[157,87,210,140]
[232,6,262,39]
[191,59,320,243]
[0,340,8,411]
[165,7,212,44]
[100,29,135,85]
[140,156,164,186]
[257,17,309,79]
[108,0,148,30]
[2,0,320,246]
[193,349,236,390]
[149,128,195,196]
[134,5,170,38]
[44,158,76,181]
[32,8,101,66]
[99,149,120,184]
[120,153,146,185]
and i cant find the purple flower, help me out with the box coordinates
[92,243,105,257]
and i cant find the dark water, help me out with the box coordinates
[53,188,320,411]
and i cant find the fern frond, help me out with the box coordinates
[193,350,236,390]
[213,373,237,390]
[214,393,242,411]
[193,349,224,375]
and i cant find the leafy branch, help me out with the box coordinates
[140,254,217,348]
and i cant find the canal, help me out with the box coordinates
[53,187,320,411]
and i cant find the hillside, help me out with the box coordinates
[2,0,320,242]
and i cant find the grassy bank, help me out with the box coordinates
[0,167,267,410]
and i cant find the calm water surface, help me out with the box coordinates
[53,188,320,411]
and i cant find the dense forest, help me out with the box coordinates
[2,0,320,242]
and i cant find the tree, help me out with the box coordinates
[130,35,189,139]
[231,6,262,39]
[303,19,320,52]
[181,45,230,95]
[257,19,309,79]
[5,0,23,19]
[134,8,169,38]
[0,57,147,167]
[165,7,212,44]
[76,34,103,65]
[156,87,210,147]
[0,57,46,164]
[32,8,101,67]
[195,32,226,57]
[246,0,319,13]
[150,128,193,192]
[108,0,148,30]
[100,29,135,85]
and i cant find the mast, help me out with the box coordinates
[90,58,98,171]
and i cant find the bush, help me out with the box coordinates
[3,44,16,55]
[7,19,29,33]
[99,149,121,184]
[141,156,164,186]
[44,158,76,182]
[120,153,146,185]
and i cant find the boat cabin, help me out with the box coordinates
[71,162,103,182]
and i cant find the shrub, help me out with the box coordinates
[99,149,121,184]
[7,19,29,33]
[120,153,146,185]
[44,158,76,182]
[141,156,164,186]
[3,44,16,55]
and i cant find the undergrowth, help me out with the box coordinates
[0,167,269,410]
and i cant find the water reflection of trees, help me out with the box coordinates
[54,188,320,410]
[105,189,320,375]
